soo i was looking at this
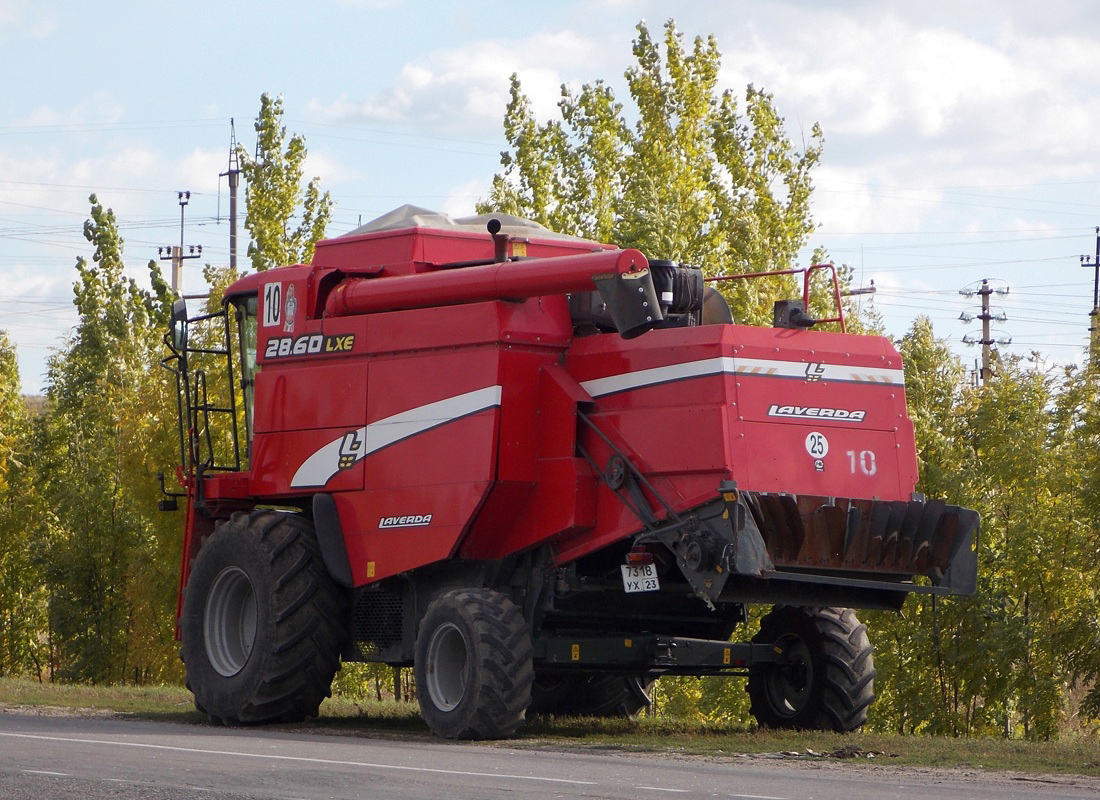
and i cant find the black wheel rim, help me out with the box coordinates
[764,634,813,718]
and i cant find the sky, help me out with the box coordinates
[2,0,1099,394]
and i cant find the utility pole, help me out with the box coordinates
[978,280,994,383]
[959,279,1011,385]
[159,191,203,295]
[1080,226,1100,361]
[220,119,241,270]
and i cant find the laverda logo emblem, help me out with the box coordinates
[805,362,826,381]
[379,515,433,529]
[768,404,867,423]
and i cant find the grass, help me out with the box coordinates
[0,677,199,718]
[514,717,1100,776]
[2,677,1098,777]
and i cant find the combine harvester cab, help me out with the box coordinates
[162,206,978,739]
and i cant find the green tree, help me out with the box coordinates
[870,322,1093,739]
[956,355,1077,739]
[239,93,334,272]
[868,318,974,734]
[0,332,49,678]
[200,95,337,469]
[480,19,826,326]
[40,195,179,683]
[1046,358,1100,725]
[899,317,971,495]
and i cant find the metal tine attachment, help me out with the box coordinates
[895,501,923,569]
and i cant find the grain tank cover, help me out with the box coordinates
[310,205,615,274]
[342,204,598,243]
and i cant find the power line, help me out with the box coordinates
[0,119,224,136]
[0,178,218,197]
[821,176,1100,191]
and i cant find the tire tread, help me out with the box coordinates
[747,605,875,733]
[181,510,348,726]
[415,588,534,739]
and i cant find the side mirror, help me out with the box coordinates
[170,299,189,352]
[773,299,816,329]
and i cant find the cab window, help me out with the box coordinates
[233,294,258,455]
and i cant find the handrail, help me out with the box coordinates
[161,304,243,490]
[704,263,847,333]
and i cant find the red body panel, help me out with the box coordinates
[204,223,921,589]
[550,325,915,564]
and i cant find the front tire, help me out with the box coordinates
[747,606,875,732]
[414,589,534,739]
[181,510,348,725]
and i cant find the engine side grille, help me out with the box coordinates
[351,584,404,658]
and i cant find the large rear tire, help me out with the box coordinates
[414,588,534,739]
[747,606,875,732]
[181,510,348,725]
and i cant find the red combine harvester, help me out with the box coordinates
[161,206,978,739]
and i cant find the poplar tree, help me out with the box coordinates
[0,332,48,677]
[481,19,825,326]
[239,93,333,272]
[1046,358,1100,727]
[40,195,178,683]
[871,318,1095,739]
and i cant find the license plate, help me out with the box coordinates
[621,563,660,593]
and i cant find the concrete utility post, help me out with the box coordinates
[159,191,203,295]
[959,279,1010,385]
[978,280,993,383]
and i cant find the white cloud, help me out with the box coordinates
[439,175,492,218]
[0,266,79,388]
[812,172,933,237]
[713,8,1097,185]
[307,29,615,136]
[178,148,230,194]
[333,0,401,8]
[72,146,160,186]
[15,97,126,129]
[687,0,1100,286]
[0,0,56,39]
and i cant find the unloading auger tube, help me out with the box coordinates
[323,247,662,337]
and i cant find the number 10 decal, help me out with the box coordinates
[263,283,282,328]
[847,449,877,476]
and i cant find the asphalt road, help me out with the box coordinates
[0,712,1096,800]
